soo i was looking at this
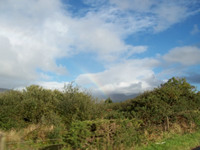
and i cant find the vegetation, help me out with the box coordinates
[0,77,200,149]
[135,129,200,150]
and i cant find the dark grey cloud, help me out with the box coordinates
[185,73,200,84]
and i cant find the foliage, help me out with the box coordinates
[0,90,24,130]
[105,97,113,104]
[0,77,200,149]
[65,119,143,149]
[118,77,199,126]
[0,83,100,130]
[135,129,200,150]
[56,83,100,126]
[20,85,60,125]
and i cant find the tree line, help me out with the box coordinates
[0,77,200,149]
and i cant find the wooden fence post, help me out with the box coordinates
[0,133,5,150]
[166,116,170,131]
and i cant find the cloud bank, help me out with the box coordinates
[163,46,200,66]
[0,0,200,99]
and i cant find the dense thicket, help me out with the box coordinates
[0,77,200,149]
[0,83,102,130]
[116,77,200,126]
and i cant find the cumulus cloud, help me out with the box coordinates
[0,0,199,93]
[163,46,200,66]
[76,44,200,99]
[35,81,68,90]
[0,0,149,89]
[67,15,147,62]
[0,0,70,87]
[76,58,161,97]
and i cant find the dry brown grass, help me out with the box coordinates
[143,120,198,145]
[0,124,55,144]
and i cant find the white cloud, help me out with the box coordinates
[0,0,69,85]
[191,24,200,35]
[110,0,155,12]
[0,0,149,89]
[153,2,188,32]
[36,81,68,90]
[76,59,161,96]
[0,0,199,91]
[107,0,200,32]
[83,0,107,7]
[64,11,149,62]
[163,46,200,66]
[13,81,69,91]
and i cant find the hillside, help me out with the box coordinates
[0,88,9,92]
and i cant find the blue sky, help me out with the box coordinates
[0,0,200,100]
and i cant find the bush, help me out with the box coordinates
[64,119,143,149]
[119,77,199,126]
[20,85,61,124]
[0,90,24,130]
[0,77,199,149]
[57,83,97,125]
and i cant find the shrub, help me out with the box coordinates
[57,83,97,125]
[119,77,199,126]
[64,119,143,149]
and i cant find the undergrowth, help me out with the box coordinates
[0,77,200,149]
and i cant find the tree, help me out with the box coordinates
[105,97,113,104]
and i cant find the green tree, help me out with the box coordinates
[119,77,199,125]
[57,83,97,125]
[105,97,113,104]
[20,85,60,125]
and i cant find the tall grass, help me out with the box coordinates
[135,129,200,150]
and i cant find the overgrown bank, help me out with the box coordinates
[0,77,200,149]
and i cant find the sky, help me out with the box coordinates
[0,0,200,101]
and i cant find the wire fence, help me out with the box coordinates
[0,134,65,150]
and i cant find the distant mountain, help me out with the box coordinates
[94,92,140,102]
[109,93,140,102]
[0,88,10,92]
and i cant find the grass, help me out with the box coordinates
[4,129,200,150]
[135,129,200,150]
[0,124,62,150]
[2,123,200,150]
